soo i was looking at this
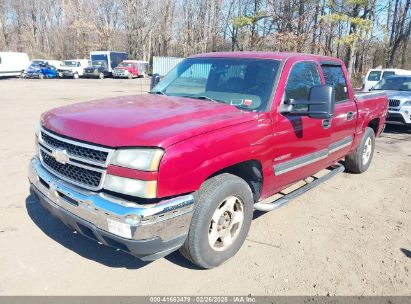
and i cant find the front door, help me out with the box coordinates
[269,59,332,193]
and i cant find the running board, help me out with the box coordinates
[254,163,345,212]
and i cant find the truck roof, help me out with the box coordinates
[190,51,342,63]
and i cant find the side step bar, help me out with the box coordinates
[254,163,345,212]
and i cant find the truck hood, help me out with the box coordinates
[59,67,74,71]
[381,90,411,100]
[42,94,257,148]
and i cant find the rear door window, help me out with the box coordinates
[367,71,382,81]
[321,65,348,102]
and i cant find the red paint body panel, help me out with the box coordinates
[40,52,388,200]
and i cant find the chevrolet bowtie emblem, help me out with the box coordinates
[51,148,69,164]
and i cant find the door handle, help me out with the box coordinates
[347,111,354,121]
[322,119,331,129]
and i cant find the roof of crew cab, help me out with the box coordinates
[189,51,342,63]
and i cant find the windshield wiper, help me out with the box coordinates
[149,91,168,96]
[187,95,226,104]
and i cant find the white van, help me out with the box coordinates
[0,52,30,77]
[362,68,411,91]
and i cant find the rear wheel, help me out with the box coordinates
[345,127,375,173]
[39,73,44,79]
[128,73,133,79]
[99,72,104,79]
[179,173,253,269]
[73,73,79,79]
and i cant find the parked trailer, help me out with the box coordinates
[0,52,30,77]
[153,56,183,76]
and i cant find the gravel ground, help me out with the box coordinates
[0,78,409,295]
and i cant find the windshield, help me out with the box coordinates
[367,71,381,81]
[151,58,280,111]
[63,61,77,67]
[117,62,133,67]
[90,60,107,67]
[382,71,395,79]
[373,77,411,91]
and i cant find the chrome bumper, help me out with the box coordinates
[28,157,195,258]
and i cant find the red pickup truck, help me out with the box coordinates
[112,60,149,79]
[29,52,387,269]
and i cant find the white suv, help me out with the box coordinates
[373,75,411,127]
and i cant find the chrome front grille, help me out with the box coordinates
[41,131,108,164]
[389,99,400,107]
[40,150,103,188]
[38,128,113,190]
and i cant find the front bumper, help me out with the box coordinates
[26,73,40,78]
[83,71,99,78]
[28,157,195,261]
[61,70,76,77]
[113,70,130,78]
[387,107,411,125]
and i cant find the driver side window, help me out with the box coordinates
[285,62,321,100]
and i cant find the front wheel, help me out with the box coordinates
[39,73,44,79]
[99,72,104,79]
[73,73,79,79]
[345,127,375,173]
[179,173,253,269]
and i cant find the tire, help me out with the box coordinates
[99,72,104,79]
[39,73,44,79]
[345,127,375,173]
[128,73,133,79]
[179,173,254,269]
[73,73,79,79]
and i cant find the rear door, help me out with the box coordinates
[320,62,357,162]
[271,59,332,191]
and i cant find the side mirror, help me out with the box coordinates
[150,73,161,90]
[281,85,335,119]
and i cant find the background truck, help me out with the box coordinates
[112,60,149,78]
[29,52,387,269]
[86,51,127,78]
[0,52,30,77]
[59,59,89,79]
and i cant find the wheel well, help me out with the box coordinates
[209,160,263,202]
[367,118,380,135]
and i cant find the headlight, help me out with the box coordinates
[104,174,157,198]
[110,148,164,171]
[403,101,411,106]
